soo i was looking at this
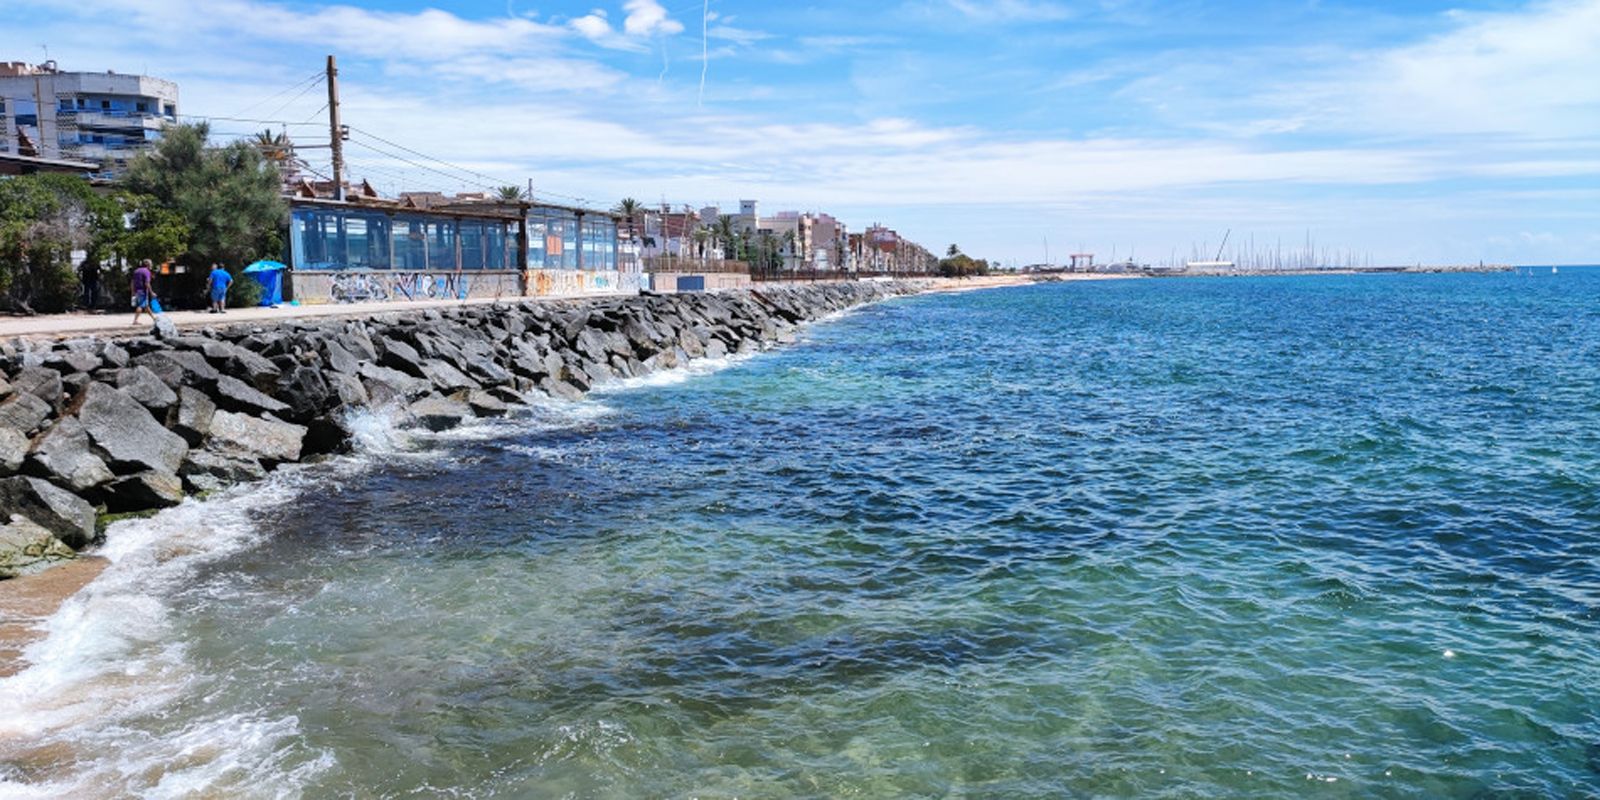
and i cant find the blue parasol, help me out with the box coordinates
[243,259,287,274]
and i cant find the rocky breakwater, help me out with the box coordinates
[0,281,921,578]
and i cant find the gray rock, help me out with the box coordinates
[152,314,179,340]
[11,367,65,414]
[0,476,96,549]
[103,470,184,512]
[275,366,333,422]
[24,417,113,493]
[539,375,584,401]
[418,360,480,393]
[212,374,291,416]
[116,366,178,412]
[0,425,26,474]
[378,337,427,378]
[320,340,362,376]
[203,340,283,391]
[0,515,78,579]
[705,338,729,359]
[207,411,305,465]
[407,394,470,432]
[180,449,266,492]
[326,372,369,408]
[133,349,221,389]
[78,382,188,475]
[0,393,52,436]
[42,349,102,375]
[466,390,509,418]
[172,386,216,447]
[357,363,429,407]
[0,375,12,399]
[100,342,129,369]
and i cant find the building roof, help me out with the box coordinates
[0,152,99,175]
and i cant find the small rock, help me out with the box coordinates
[466,391,508,418]
[212,374,291,416]
[152,315,179,340]
[0,393,52,436]
[0,426,26,474]
[10,367,65,414]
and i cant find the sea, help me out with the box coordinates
[2,269,1598,798]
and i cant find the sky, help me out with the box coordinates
[6,0,1598,265]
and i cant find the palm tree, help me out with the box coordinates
[496,185,526,202]
[692,226,711,263]
[613,197,641,243]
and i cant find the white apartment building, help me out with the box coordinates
[0,61,179,173]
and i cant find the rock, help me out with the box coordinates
[151,314,179,340]
[320,340,362,375]
[202,340,282,391]
[11,367,65,414]
[326,372,369,408]
[466,390,509,418]
[357,363,429,407]
[0,375,12,399]
[207,411,305,465]
[212,374,291,416]
[275,365,333,422]
[102,470,184,512]
[0,425,26,474]
[116,366,178,412]
[172,386,216,447]
[24,417,113,493]
[705,338,729,359]
[407,394,470,432]
[0,515,78,579]
[179,449,266,493]
[378,337,427,378]
[133,349,221,389]
[487,385,525,405]
[42,349,101,375]
[539,375,584,401]
[100,342,129,369]
[418,360,480,393]
[77,382,188,475]
[0,393,52,436]
[0,476,96,548]
[302,414,355,457]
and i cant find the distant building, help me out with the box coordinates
[0,61,179,175]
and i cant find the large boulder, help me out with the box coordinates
[24,417,113,493]
[0,515,78,579]
[407,394,470,432]
[378,337,428,379]
[0,476,96,549]
[357,363,429,407]
[77,381,188,475]
[207,411,305,465]
[201,340,282,392]
[0,393,53,437]
[179,450,266,494]
[42,349,101,375]
[275,365,333,422]
[115,366,178,413]
[9,368,64,414]
[171,386,216,447]
[102,471,184,512]
[133,349,221,389]
[212,374,291,416]
[418,360,480,393]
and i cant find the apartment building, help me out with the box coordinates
[0,60,179,174]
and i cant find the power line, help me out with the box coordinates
[345,126,520,190]
[263,74,327,120]
[226,70,324,119]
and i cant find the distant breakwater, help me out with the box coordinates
[0,281,924,578]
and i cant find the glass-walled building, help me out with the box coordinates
[288,198,619,273]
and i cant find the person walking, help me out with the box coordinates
[206,263,233,313]
[130,259,155,326]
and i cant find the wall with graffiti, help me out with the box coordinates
[292,270,648,305]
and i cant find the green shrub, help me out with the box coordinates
[228,274,264,308]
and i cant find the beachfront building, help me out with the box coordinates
[284,195,638,304]
[0,61,178,175]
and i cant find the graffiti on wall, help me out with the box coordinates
[306,269,639,304]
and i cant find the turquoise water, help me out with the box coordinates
[5,271,1599,797]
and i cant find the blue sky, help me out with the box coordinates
[8,0,1599,265]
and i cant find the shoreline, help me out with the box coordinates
[0,281,944,679]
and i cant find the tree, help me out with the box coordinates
[713,215,738,261]
[614,197,641,242]
[124,122,286,284]
[947,243,961,258]
[0,174,122,313]
[496,185,526,202]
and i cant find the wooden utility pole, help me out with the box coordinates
[326,55,344,201]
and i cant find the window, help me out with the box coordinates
[163,104,175,118]
[101,100,110,110]
[136,101,148,113]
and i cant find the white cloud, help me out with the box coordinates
[623,0,684,36]
[946,0,1077,23]
[571,0,684,49]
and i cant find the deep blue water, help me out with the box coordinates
[7,270,1599,797]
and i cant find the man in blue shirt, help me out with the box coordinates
[206,263,233,313]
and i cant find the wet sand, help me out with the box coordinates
[0,557,108,678]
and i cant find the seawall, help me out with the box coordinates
[0,281,925,578]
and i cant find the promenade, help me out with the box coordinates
[0,275,1071,342]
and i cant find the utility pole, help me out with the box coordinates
[326,54,344,201]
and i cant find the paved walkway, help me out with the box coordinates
[0,275,1080,342]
